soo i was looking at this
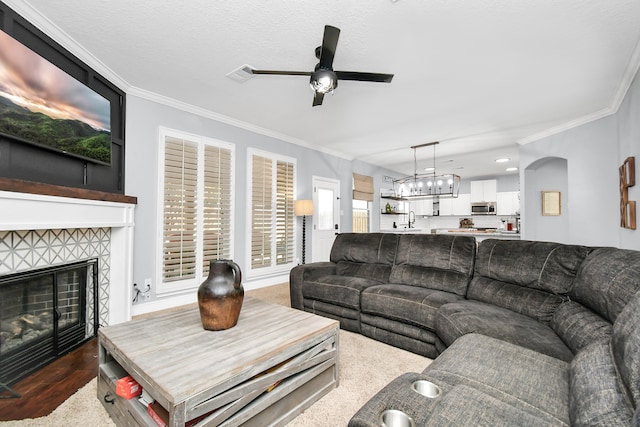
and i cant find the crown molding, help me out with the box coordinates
[2,0,131,92]
[518,36,640,146]
[8,0,640,158]
[127,86,353,161]
[1,2,353,162]
[516,107,615,145]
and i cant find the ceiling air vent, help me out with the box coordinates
[226,64,256,83]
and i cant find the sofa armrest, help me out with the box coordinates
[289,262,337,309]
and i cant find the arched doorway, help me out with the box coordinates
[523,157,569,242]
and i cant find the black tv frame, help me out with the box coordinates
[0,2,126,194]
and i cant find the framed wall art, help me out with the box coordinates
[542,191,561,216]
[620,156,636,230]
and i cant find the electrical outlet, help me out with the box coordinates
[143,278,152,300]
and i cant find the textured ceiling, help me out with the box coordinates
[9,0,640,179]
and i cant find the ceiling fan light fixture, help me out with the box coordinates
[310,68,338,94]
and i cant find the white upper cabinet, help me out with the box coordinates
[439,198,453,216]
[412,198,433,216]
[470,179,497,202]
[496,191,520,215]
[452,193,471,215]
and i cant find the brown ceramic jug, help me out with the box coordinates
[197,260,244,330]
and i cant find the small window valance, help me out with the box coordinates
[353,173,374,201]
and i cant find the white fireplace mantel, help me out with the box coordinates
[0,190,136,324]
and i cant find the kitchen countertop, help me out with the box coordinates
[437,229,520,239]
[379,228,520,239]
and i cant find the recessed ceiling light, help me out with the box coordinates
[424,167,435,171]
[495,158,510,163]
[506,167,518,172]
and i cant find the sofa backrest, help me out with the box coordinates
[467,239,590,324]
[388,234,476,296]
[570,288,640,425]
[330,233,399,282]
[571,247,640,323]
[551,247,640,355]
[612,289,640,410]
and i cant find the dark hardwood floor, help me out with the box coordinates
[0,338,98,421]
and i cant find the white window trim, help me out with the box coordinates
[246,148,297,280]
[156,127,235,296]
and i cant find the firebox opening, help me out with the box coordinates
[0,259,99,386]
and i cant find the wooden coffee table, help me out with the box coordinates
[97,296,339,426]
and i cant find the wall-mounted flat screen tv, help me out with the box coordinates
[0,29,111,165]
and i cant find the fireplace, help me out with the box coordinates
[0,259,99,385]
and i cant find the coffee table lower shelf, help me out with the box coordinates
[96,297,339,426]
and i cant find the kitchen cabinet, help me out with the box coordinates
[470,180,497,203]
[437,194,471,216]
[496,191,520,215]
[411,198,433,216]
[439,198,453,216]
[452,194,471,215]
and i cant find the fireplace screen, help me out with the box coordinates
[0,259,98,385]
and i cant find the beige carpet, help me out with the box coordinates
[1,283,430,426]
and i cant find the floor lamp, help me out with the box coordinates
[295,200,314,264]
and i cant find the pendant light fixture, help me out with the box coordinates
[392,142,460,199]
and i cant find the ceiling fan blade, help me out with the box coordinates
[335,71,394,83]
[312,91,324,107]
[319,25,340,70]
[251,70,312,76]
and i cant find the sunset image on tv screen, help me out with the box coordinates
[0,30,111,164]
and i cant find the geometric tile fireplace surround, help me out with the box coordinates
[0,189,135,326]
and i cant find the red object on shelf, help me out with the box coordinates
[115,375,142,399]
[148,402,169,427]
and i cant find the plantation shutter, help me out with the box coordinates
[276,160,295,265]
[202,144,233,275]
[251,155,273,269]
[162,137,198,282]
[353,173,374,201]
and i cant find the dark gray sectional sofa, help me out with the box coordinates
[289,232,640,426]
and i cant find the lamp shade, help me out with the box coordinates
[295,199,314,216]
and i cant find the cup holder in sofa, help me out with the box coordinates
[380,409,415,427]
[412,380,441,398]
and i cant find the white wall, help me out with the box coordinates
[616,67,640,250]
[520,67,640,249]
[124,96,400,312]
[524,157,569,243]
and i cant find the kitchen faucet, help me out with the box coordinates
[408,211,416,228]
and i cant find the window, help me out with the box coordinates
[352,199,370,233]
[352,173,373,233]
[159,128,234,293]
[248,149,296,276]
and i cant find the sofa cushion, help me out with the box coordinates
[569,341,633,426]
[423,333,571,424]
[611,289,640,406]
[360,324,439,358]
[302,275,382,309]
[330,233,398,266]
[474,239,589,294]
[360,313,439,344]
[436,300,574,361]
[551,301,612,354]
[361,284,464,331]
[572,247,640,323]
[335,261,392,283]
[349,374,563,427]
[466,276,565,324]
[388,234,476,296]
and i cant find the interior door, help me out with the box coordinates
[312,177,341,262]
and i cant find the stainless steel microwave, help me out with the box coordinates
[471,202,496,215]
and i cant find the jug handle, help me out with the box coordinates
[229,261,242,289]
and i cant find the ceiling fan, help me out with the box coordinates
[251,25,394,106]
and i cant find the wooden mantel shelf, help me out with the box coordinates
[0,177,137,205]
